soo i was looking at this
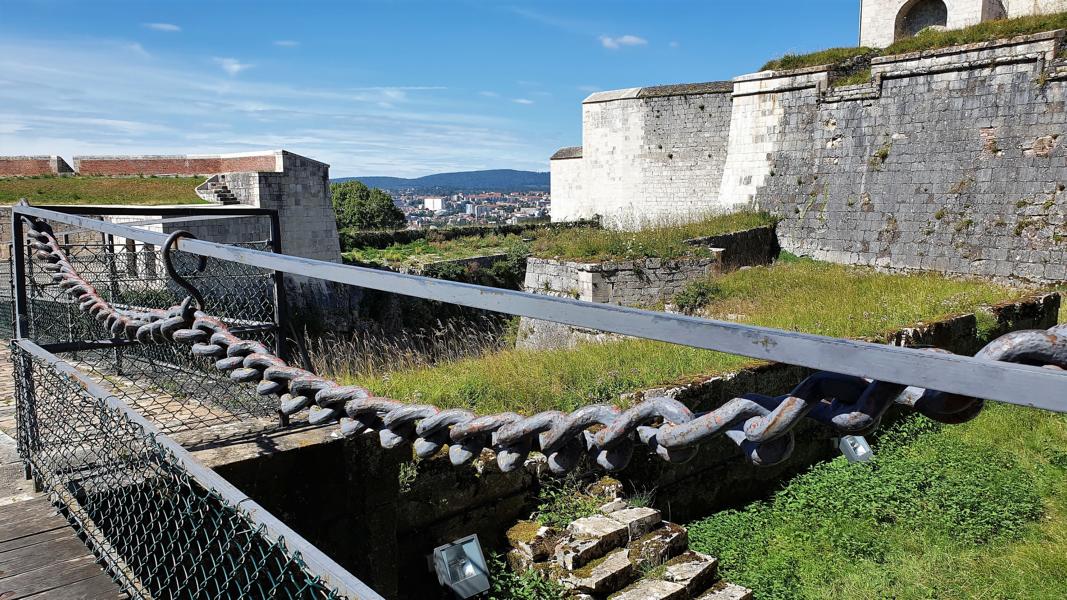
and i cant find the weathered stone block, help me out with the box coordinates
[506,520,557,562]
[607,506,662,540]
[662,551,718,597]
[626,523,688,570]
[608,579,686,600]
[696,582,754,600]
[559,548,636,595]
[556,516,629,569]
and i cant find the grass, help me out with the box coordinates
[345,211,777,267]
[687,404,1067,599]
[762,11,1067,78]
[0,175,206,205]
[339,259,1026,415]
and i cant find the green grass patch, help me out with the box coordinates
[344,260,1024,414]
[346,211,777,268]
[762,47,876,72]
[0,175,206,205]
[763,11,1067,78]
[688,404,1067,599]
[832,69,873,87]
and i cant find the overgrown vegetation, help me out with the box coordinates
[0,175,205,205]
[761,47,876,72]
[761,11,1067,82]
[533,475,603,529]
[345,211,776,269]
[343,259,1024,415]
[688,405,1067,599]
[331,180,406,230]
[488,553,566,600]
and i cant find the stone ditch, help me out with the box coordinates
[179,291,1059,599]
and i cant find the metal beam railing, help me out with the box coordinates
[15,204,1067,413]
[15,337,384,600]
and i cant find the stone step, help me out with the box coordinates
[609,578,687,600]
[695,582,753,600]
[556,515,630,570]
[626,522,688,571]
[661,551,718,597]
[559,547,635,596]
[605,506,662,541]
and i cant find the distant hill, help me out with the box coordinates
[333,169,549,192]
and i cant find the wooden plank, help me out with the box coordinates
[19,572,124,600]
[0,556,106,599]
[0,534,94,574]
[0,527,70,554]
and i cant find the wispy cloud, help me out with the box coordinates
[0,36,551,177]
[273,40,299,48]
[513,98,534,105]
[213,57,253,76]
[143,23,181,32]
[600,34,647,50]
[669,41,680,48]
[479,91,500,98]
[126,42,151,58]
[577,84,600,93]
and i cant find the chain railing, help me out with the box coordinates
[15,205,1067,476]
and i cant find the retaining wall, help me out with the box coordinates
[0,156,74,176]
[73,151,281,176]
[552,30,1067,283]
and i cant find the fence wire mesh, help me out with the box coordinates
[12,341,357,600]
[21,217,281,434]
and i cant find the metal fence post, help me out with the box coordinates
[11,208,29,339]
[268,210,291,361]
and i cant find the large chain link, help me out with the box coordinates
[23,217,1067,474]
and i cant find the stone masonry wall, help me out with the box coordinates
[0,156,74,176]
[551,83,734,227]
[762,31,1067,282]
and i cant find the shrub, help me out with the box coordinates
[487,553,565,600]
[673,279,723,313]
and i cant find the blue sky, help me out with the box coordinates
[0,1,860,177]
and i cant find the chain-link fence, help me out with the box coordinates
[16,211,283,434]
[12,338,381,599]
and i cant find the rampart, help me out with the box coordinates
[73,151,282,176]
[553,30,1067,282]
[0,155,74,176]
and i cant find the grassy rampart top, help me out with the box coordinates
[761,11,1067,72]
[345,211,776,268]
[340,259,1031,415]
[0,175,206,205]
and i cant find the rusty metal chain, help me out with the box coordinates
[23,216,1067,474]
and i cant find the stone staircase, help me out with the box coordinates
[195,174,240,205]
[506,489,752,600]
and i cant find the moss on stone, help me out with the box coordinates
[507,520,546,545]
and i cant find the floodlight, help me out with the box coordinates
[432,534,489,599]
[838,435,873,463]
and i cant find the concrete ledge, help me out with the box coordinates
[551,146,584,160]
[870,29,1064,67]
[584,87,643,104]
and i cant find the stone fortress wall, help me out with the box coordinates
[551,29,1067,283]
[0,156,74,177]
[860,0,1067,48]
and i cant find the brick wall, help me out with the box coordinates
[73,152,281,176]
[0,156,74,176]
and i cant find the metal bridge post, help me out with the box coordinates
[268,210,291,361]
[11,208,29,339]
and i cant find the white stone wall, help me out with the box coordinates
[550,84,734,228]
[717,68,830,208]
[861,0,1067,48]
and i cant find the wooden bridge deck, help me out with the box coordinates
[0,349,125,600]
[0,497,125,600]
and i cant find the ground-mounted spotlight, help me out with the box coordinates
[432,534,489,599]
[837,435,873,463]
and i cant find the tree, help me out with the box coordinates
[331,181,406,230]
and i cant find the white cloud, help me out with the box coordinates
[577,85,600,93]
[144,23,181,32]
[126,42,151,58]
[273,40,299,48]
[512,98,534,105]
[599,34,647,50]
[0,36,553,177]
[479,91,500,98]
[213,57,253,76]
[669,41,680,48]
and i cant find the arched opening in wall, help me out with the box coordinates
[894,0,949,41]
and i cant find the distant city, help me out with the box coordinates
[334,168,551,228]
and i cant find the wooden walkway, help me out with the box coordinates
[0,349,125,600]
[0,497,125,600]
